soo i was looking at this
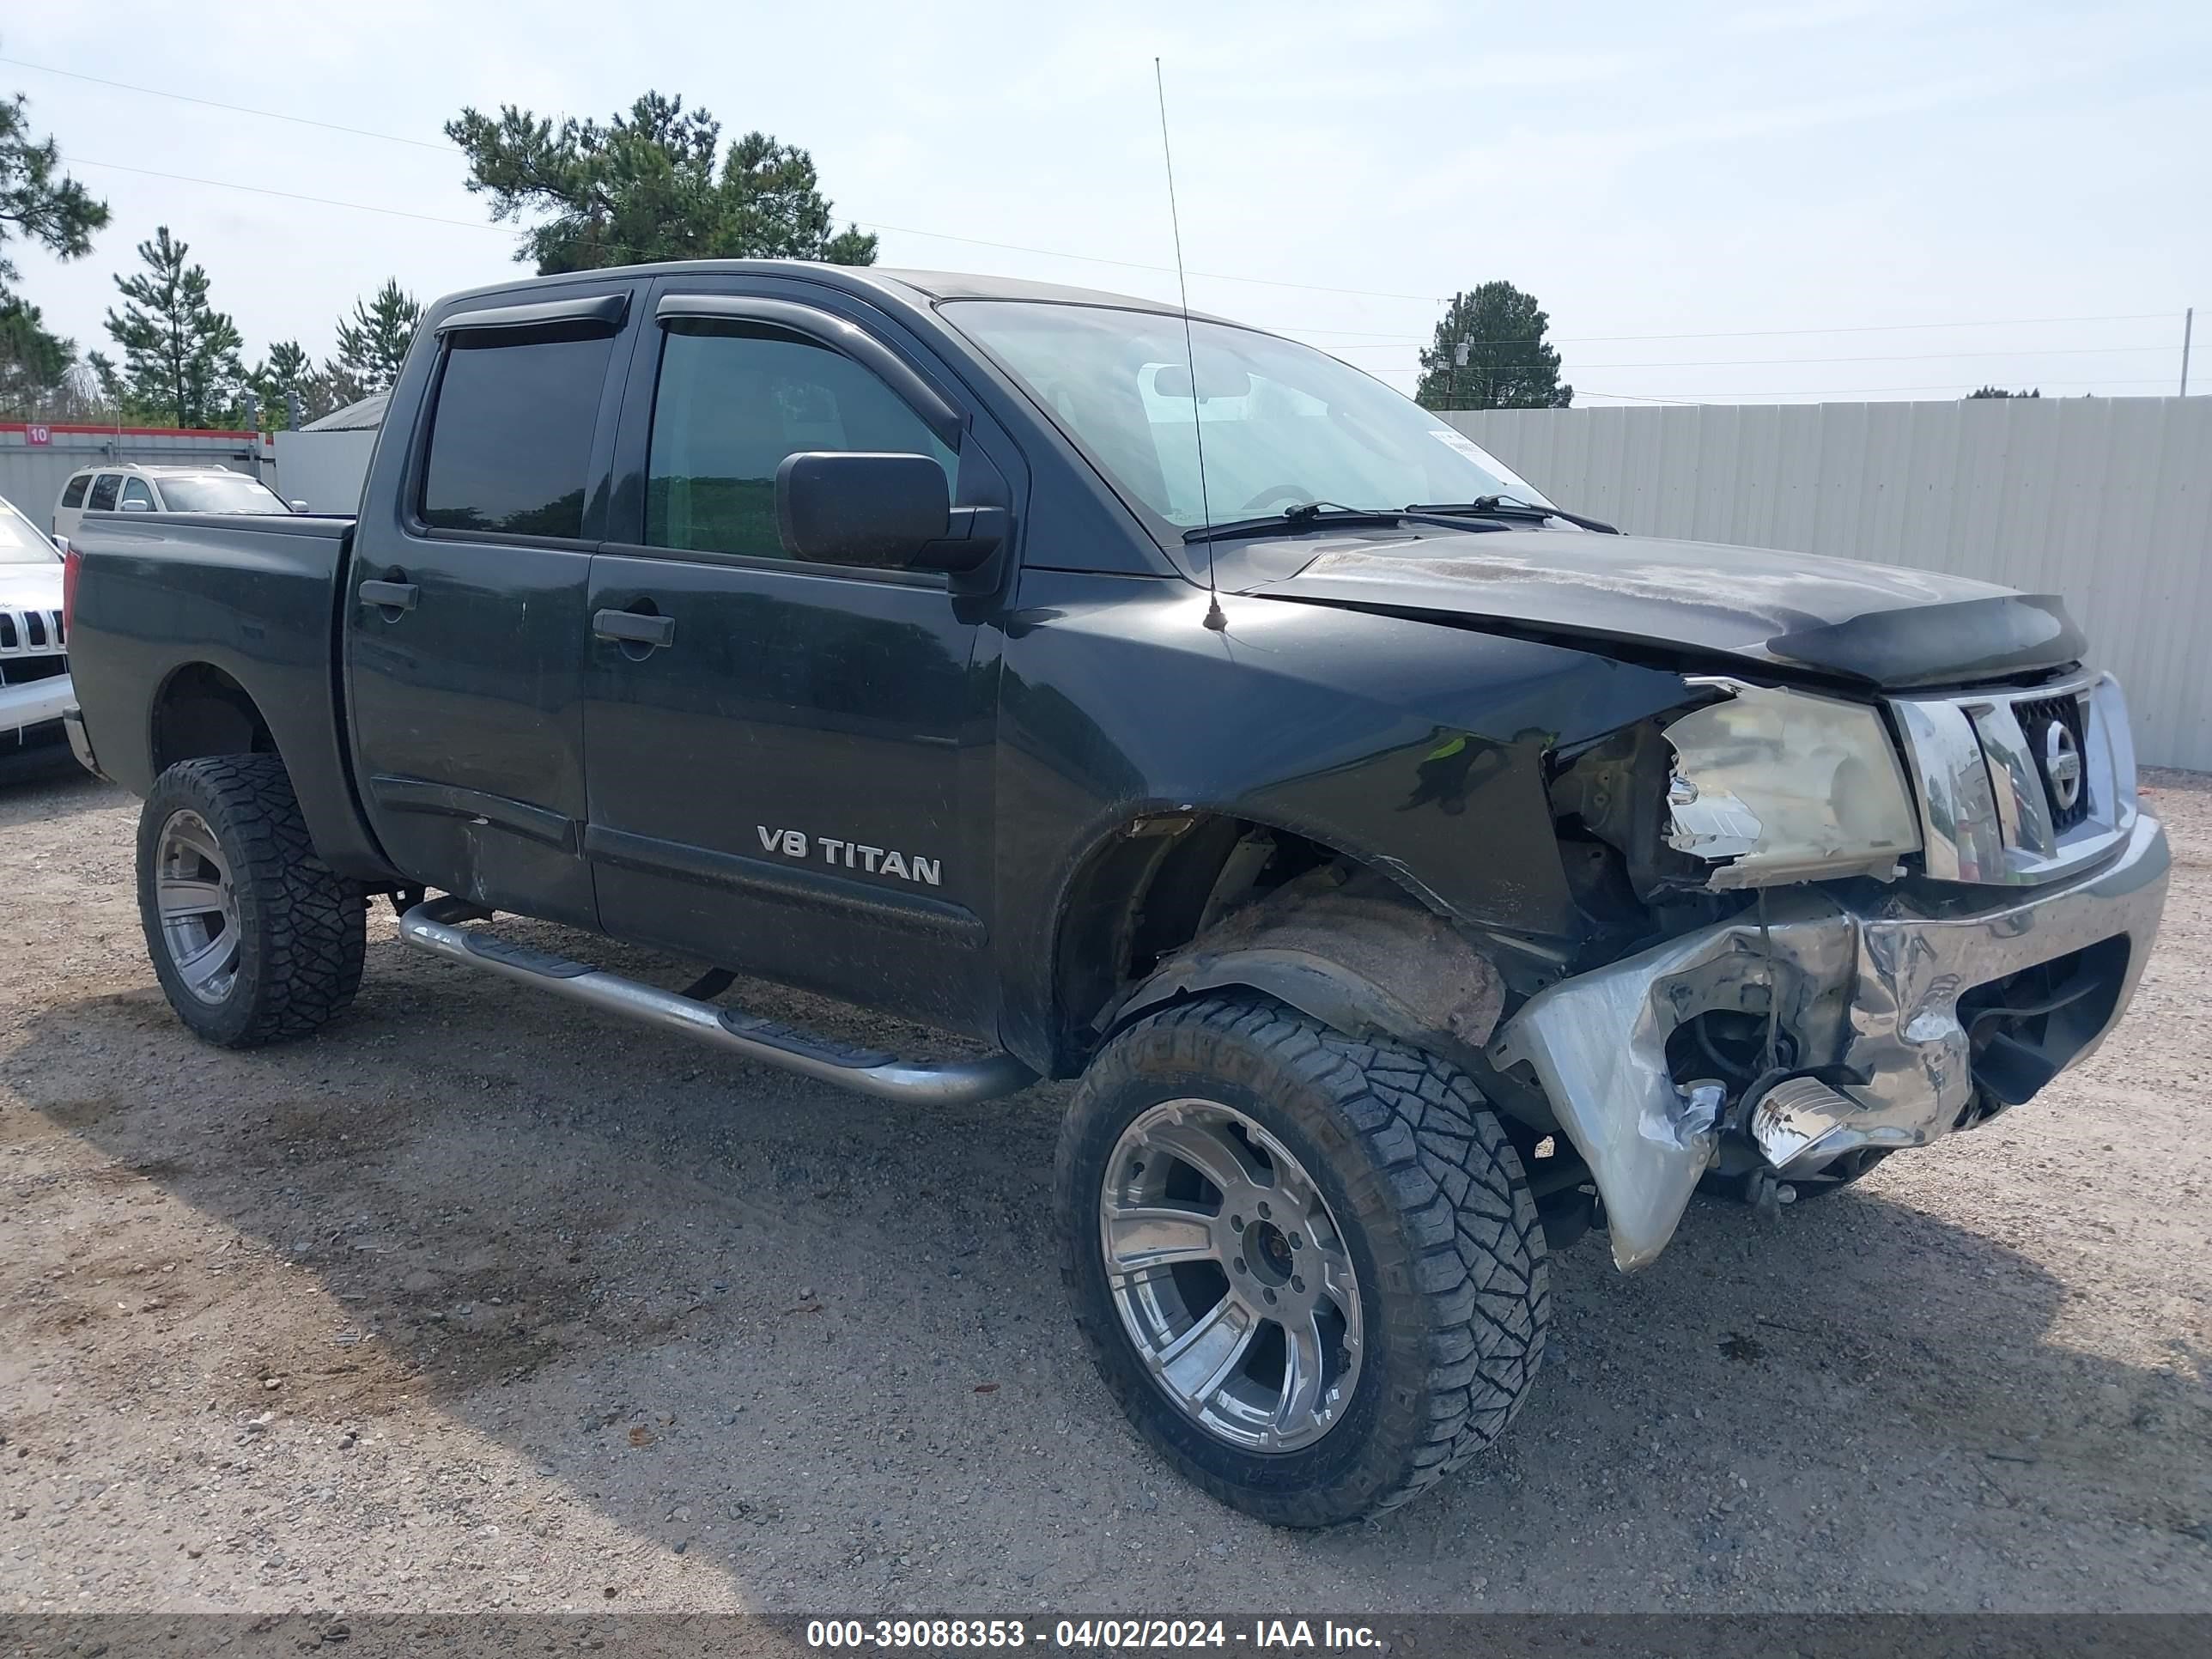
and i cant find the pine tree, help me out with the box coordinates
[101,226,246,427]
[447,92,874,273]
[333,278,422,392]
[1414,283,1572,410]
[0,84,112,411]
[0,296,74,412]
[248,339,313,428]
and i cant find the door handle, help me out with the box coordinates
[358,579,418,612]
[592,608,675,649]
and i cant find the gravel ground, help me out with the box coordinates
[1,755,2207,1616]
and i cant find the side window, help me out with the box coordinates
[645,319,955,562]
[419,328,614,538]
[60,476,88,508]
[119,478,156,509]
[87,474,121,511]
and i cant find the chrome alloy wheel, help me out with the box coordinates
[1100,1098,1364,1453]
[154,809,241,1004]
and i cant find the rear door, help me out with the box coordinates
[580,276,1018,1032]
[344,285,637,927]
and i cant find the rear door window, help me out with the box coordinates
[419,330,615,539]
[87,474,121,511]
[60,476,88,508]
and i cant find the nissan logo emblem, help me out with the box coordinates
[2044,719,2084,812]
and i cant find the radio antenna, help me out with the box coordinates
[1153,57,1226,632]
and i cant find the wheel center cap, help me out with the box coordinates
[1244,1218,1296,1287]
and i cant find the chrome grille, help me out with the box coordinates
[1890,673,2136,886]
[2015,694,2091,832]
[0,607,65,659]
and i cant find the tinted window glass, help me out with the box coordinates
[420,328,614,538]
[119,478,155,507]
[87,475,120,511]
[645,320,954,561]
[61,476,88,507]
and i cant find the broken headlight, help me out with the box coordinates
[1662,681,1921,890]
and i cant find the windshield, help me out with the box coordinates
[943,301,1548,532]
[156,473,291,514]
[0,496,57,563]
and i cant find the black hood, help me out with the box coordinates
[1229,526,2084,690]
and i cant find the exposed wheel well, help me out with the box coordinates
[150,664,276,775]
[1051,811,1352,1063]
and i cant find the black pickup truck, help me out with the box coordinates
[61,261,2169,1526]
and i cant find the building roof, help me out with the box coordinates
[301,392,389,433]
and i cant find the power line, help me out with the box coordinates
[33,58,2183,354]
[34,52,2182,340]
[2,55,453,152]
[1570,375,2179,399]
[1576,345,2174,369]
[63,157,516,233]
[1310,338,2177,365]
[841,219,1444,301]
[1284,310,2183,348]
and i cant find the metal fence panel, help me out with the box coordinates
[1442,397,2212,771]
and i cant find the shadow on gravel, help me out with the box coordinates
[8,926,2206,1612]
[0,753,123,820]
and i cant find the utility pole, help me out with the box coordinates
[2183,307,2194,397]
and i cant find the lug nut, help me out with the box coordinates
[1291,1275,1304,1293]
[1230,1214,1244,1232]
[1263,1289,1277,1305]
[1290,1234,1303,1249]
[1257,1200,1272,1219]
[1233,1257,1247,1274]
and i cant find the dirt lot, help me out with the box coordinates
[1,757,2207,1616]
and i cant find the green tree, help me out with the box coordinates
[334,278,422,391]
[1414,283,1572,410]
[0,81,112,408]
[101,226,246,427]
[0,295,74,412]
[248,338,313,428]
[446,92,876,273]
[1968,385,2040,398]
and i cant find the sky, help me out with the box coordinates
[3,0,2206,407]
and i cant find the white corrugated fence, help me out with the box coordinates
[1440,397,2212,771]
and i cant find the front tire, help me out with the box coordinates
[1056,994,1549,1527]
[137,755,366,1048]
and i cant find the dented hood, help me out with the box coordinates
[1235,527,2084,689]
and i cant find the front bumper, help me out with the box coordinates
[1490,812,2170,1270]
[2,672,75,741]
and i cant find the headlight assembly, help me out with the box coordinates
[1662,681,1921,890]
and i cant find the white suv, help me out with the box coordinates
[0,490,70,757]
[53,464,292,541]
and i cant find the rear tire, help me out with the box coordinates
[137,755,365,1048]
[1057,994,1548,1527]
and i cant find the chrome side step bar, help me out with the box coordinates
[396,897,1036,1106]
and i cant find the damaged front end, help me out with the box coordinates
[1498,671,2168,1271]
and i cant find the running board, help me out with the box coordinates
[397,897,1036,1106]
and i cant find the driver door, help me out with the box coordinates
[581,276,1016,1034]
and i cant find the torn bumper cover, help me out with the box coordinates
[1489,813,2168,1271]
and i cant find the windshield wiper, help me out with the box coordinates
[1407,495,1621,535]
[1183,502,1512,544]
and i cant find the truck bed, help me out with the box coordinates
[64,511,393,880]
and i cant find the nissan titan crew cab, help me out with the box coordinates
[59,263,2170,1528]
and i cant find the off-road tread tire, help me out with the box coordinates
[1057,993,1549,1528]
[137,755,365,1048]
